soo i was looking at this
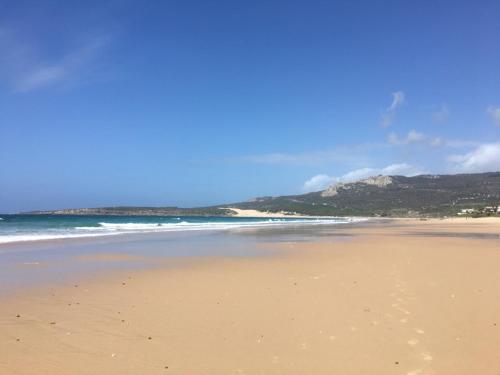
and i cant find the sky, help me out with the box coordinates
[1,0,500,212]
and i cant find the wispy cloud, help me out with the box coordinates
[343,163,424,181]
[302,174,336,192]
[0,29,111,93]
[387,130,476,149]
[380,91,405,128]
[487,106,500,125]
[432,104,450,123]
[443,139,481,148]
[240,131,477,169]
[448,143,500,173]
[302,163,424,192]
[388,129,441,147]
[241,143,385,166]
[14,66,67,93]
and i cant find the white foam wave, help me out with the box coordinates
[0,231,118,244]
[0,217,368,244]
[93,219,358,232]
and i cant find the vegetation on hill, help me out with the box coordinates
[223,172,500,217]
[23,172,500,218]
[26,206,235,217]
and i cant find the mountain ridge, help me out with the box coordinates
[21,171,500,218]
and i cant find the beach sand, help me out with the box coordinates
[1,218,500,374]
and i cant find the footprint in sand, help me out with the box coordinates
[311,274,326,280]
[397,308,411,315]
[407,369,422,375]
[414,328,425,335]
[421,352,433,362]
[407,339,419,346]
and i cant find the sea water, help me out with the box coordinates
[0,214,367,293]
[0,214,363,244]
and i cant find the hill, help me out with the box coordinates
[23,172,500,218]
[223,172,500,217]
[24,206,234,217]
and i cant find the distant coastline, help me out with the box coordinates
[18,171,500,218]
[21,207,235,217]
[20,207,315,218]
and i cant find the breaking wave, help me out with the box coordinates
[0,217,367,244]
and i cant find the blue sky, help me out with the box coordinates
[1,0,500,212]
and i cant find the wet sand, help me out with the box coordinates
[1,218,500,374]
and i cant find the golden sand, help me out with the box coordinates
[1,219,500,374]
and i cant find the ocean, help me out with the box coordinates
[0,214,363,244]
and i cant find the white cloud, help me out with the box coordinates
[388,129,440,147]
[0,29,111,93]
[14,66,67,93]
[389,91,405,111]
[302,163,424,192]
[380,163,424,176]
[342,163,423,181]
[429,137,443,147]
[448,143,500,173]
[406,129,425,143]
[388,130,475,149]
[242,143,384,166]
[432,104,450,123]
[302,174,337,192]
[17,35,110,93]
[487,106,500,125]
[444,139,480,148]
[340,167,379,182]
[380,91,405,128]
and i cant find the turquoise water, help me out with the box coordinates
[0,214,361,244]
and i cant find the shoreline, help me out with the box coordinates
[0,220,368,294]
[1,219,500,374]
[0,215,363,246]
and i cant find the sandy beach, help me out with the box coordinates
[1,218,500,374]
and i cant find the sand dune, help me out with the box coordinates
[225,207,314,217]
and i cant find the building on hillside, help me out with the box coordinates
[457,208,476,216]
